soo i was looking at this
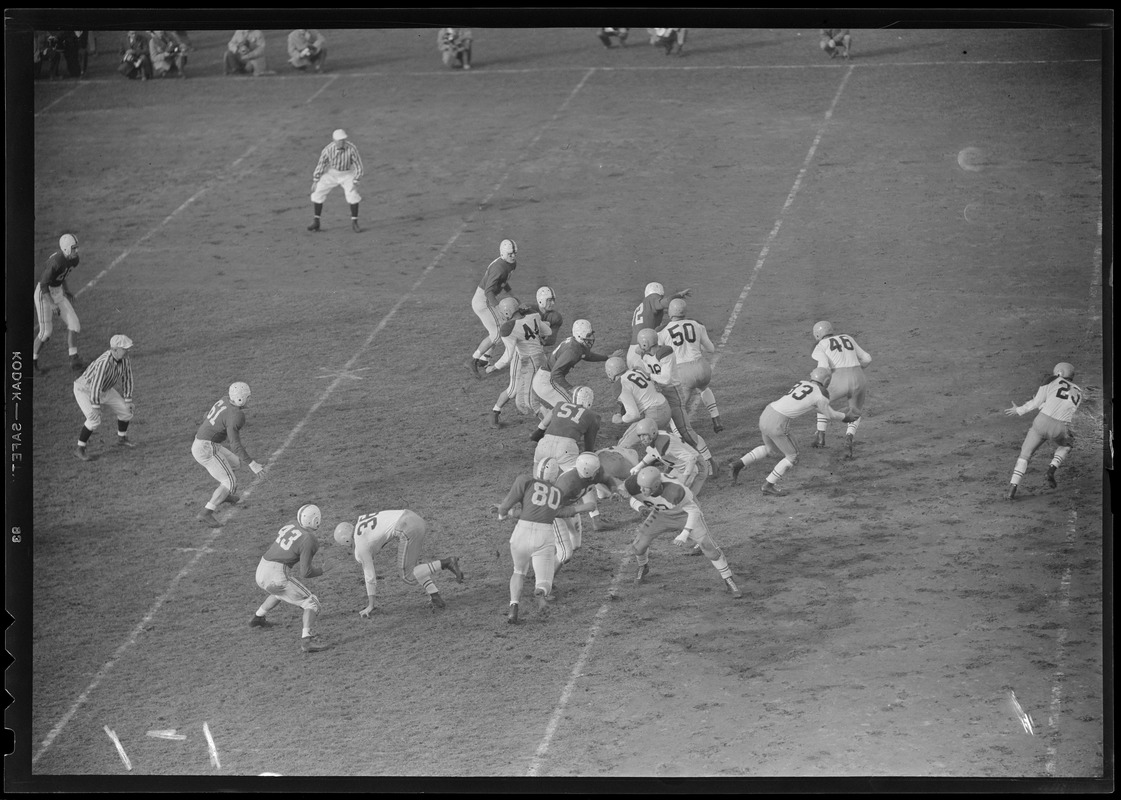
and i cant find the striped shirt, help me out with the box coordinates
[312,140,364,182]
[77,349,134,404]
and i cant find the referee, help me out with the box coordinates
[308,129,364,233]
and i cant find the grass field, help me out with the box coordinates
[7,21,1110,789]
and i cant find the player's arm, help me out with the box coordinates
[496,475,528,519]
[294,540,322,579]
[697,324,716,354]
[358,548,379,617]
[489,334,517,372]
[855,341,872,367]
[1005,385,1047,417]
[653,288,692,311]
[549,348,579,390]
[814,396,849,422]
[311,150,329,183]
[613,386,641,424]
[583,417,599,452]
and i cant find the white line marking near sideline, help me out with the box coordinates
[34,81,85,116]
[1044,510,1077,774]
[304,73,338,104]
[203,722,221,769]
[31,64,597,771]
[528,65,856,777]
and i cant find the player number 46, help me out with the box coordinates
[828,335,855,352]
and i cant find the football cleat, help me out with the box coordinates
[70,356,86,372]
[761,482,786,497]
[845,434,855,460]
[812,431,826,448]
[249,614,274,628]
[224,492,241,505]
[429,592,446,609]
[729,459,744,484]
[708,458,720,477]
[711,415,723,433]
[74,446,90,462]
[33,361,44,374]
[300,635,328,653]
[491,410,502,428]
[307,220,321,232]
[635,563,650,584]
[1045,467,1058,489]
[116,435,136,448]
[197,509,221,527]
[726,578,744,599]
[507,603,519,624]
[447,556,465,583]
[1006,484,1018,500]
[351,219,361,233]
[534,587,549,613]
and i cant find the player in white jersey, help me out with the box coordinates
[488,297,552,427]
[605,356,672,450]
[637,328,718,477]
[658,299,722,432]
[620,467,742,598]
[1002,362,1083,500]
[332,510,465,612]
[729,368,855,496]
[627,418,706,496]
[810,321,872,458]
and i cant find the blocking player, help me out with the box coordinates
[33,233,84,373]
[533,386,600,471]
[729,368,856,496]
[628,418,707,497]
[533,286,563,348]
[488,296,552,426]
[810,320,872,458]
[495,458,583,624]
[658,298,722,432]
[1002,362,1082,500]
[620,467,743,598]
[192,381,268,528]
[251,504,330,653]
[529,320,624,441]
[468,238,517,375]
[636,327,718,477]
[332,510,465,612]
[552,452,606,565]
[605,356,672,450]
[626,282,691,371]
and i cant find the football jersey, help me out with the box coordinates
[498,474,571,524]
[539,309,564,347]
[811,333,871,370]
[547,337,591,385]
[479,257,515,303]
[769,380,835,419]
[39,250,80,288]
[641,431,700,472]
[546,401,599,450]
[349,509,409,596]
[499,311,549,357]
[641,345,679,388]
[555,467,602,504]
[621,474,699,526]
[262,521,320,577]
[630,294,666,344]
[658,317,713,364]
[618,369,666,418]
[195,396,252,461]
[1017,377,1082,423]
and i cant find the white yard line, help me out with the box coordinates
[31,64,599,771]
[34,81,85,116]
[528,64,856,776]
[1044,510,1077,774]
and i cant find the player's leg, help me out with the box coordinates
[309,173,336,230]
[342,176,362,231]
[32,286,54,368]
[695,531,743,598]
[73,382,100,460]
[252,560,285,625]
[492,355,519,426]
[553,519,573,566]
[1047,433,1073,488]
[1008,427,1046,499]
[762,432,799,496]
[56,297,82,369]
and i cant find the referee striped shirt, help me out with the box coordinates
[77,349,134,404]
[312,140,364,182]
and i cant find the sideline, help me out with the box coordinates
[526,63,857,776]
[31,65,600,770]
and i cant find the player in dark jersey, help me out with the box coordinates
[626,281,691,371]
[33,233,84,372]
[192,381,268,528]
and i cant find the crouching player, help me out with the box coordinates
[627,417,707,497]
[621,467,744,599]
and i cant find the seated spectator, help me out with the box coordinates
[437,28,472,70]
[597,28,630,48]
[149,30,188,78]
[118,31,153,80]
[36,31,63,80]
[226,29,274,76]
[288,29,327,72]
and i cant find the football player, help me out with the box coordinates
[810,320,872,457]
[529,320,624,441]
[468,238,517,375]
[1002,362,1082,500]
[488,296,552,426]
[658,298,723,432]
[626,281,691,371]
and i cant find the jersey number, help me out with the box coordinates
[275,524,303,551]
[530,481,562,509]
[631,303,645,327]
[789,381,814,400]
[828,336,855,352]
[555,404,587,423]
[1055,380,1082,406]
[667,322,696,346]
[521,319,540,341]
[626,372,650,389]
[356,512,379,536]
[205,399,227,427]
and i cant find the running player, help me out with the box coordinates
[529,320,624,441]
[810,321,872,458]
[729,368,855,496]
[1002,362,1082,500]
[33,233,84,373]
[533,386,600,471]
[192,381,268,528]
[620,467,743,598]
[332,510,465,612]
[659,299,722,432]
[551,452,605,568]
[488,296,551,426]
[251,504,330,653]
[468,238,518,375]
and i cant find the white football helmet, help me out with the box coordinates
[535,457,561,483]
[809,367,831,387]
[575,452,601,478]
[297,503,322,531]
[644,282,665,297]
[333,521,354,547]
[59,233,78,257]
[573,386,595,408]
[497,296,520,320]
[636,466,663,495]
[605,357,627,381]
[228,381,252,407]
[499,238,518,262]
[636,328,659,352]
[1053,362,1075,380]
[572,319,595,347]
[812,321,834,341]
[635,417,658,444]
[536,286,556,312]
[668,298,687,318]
